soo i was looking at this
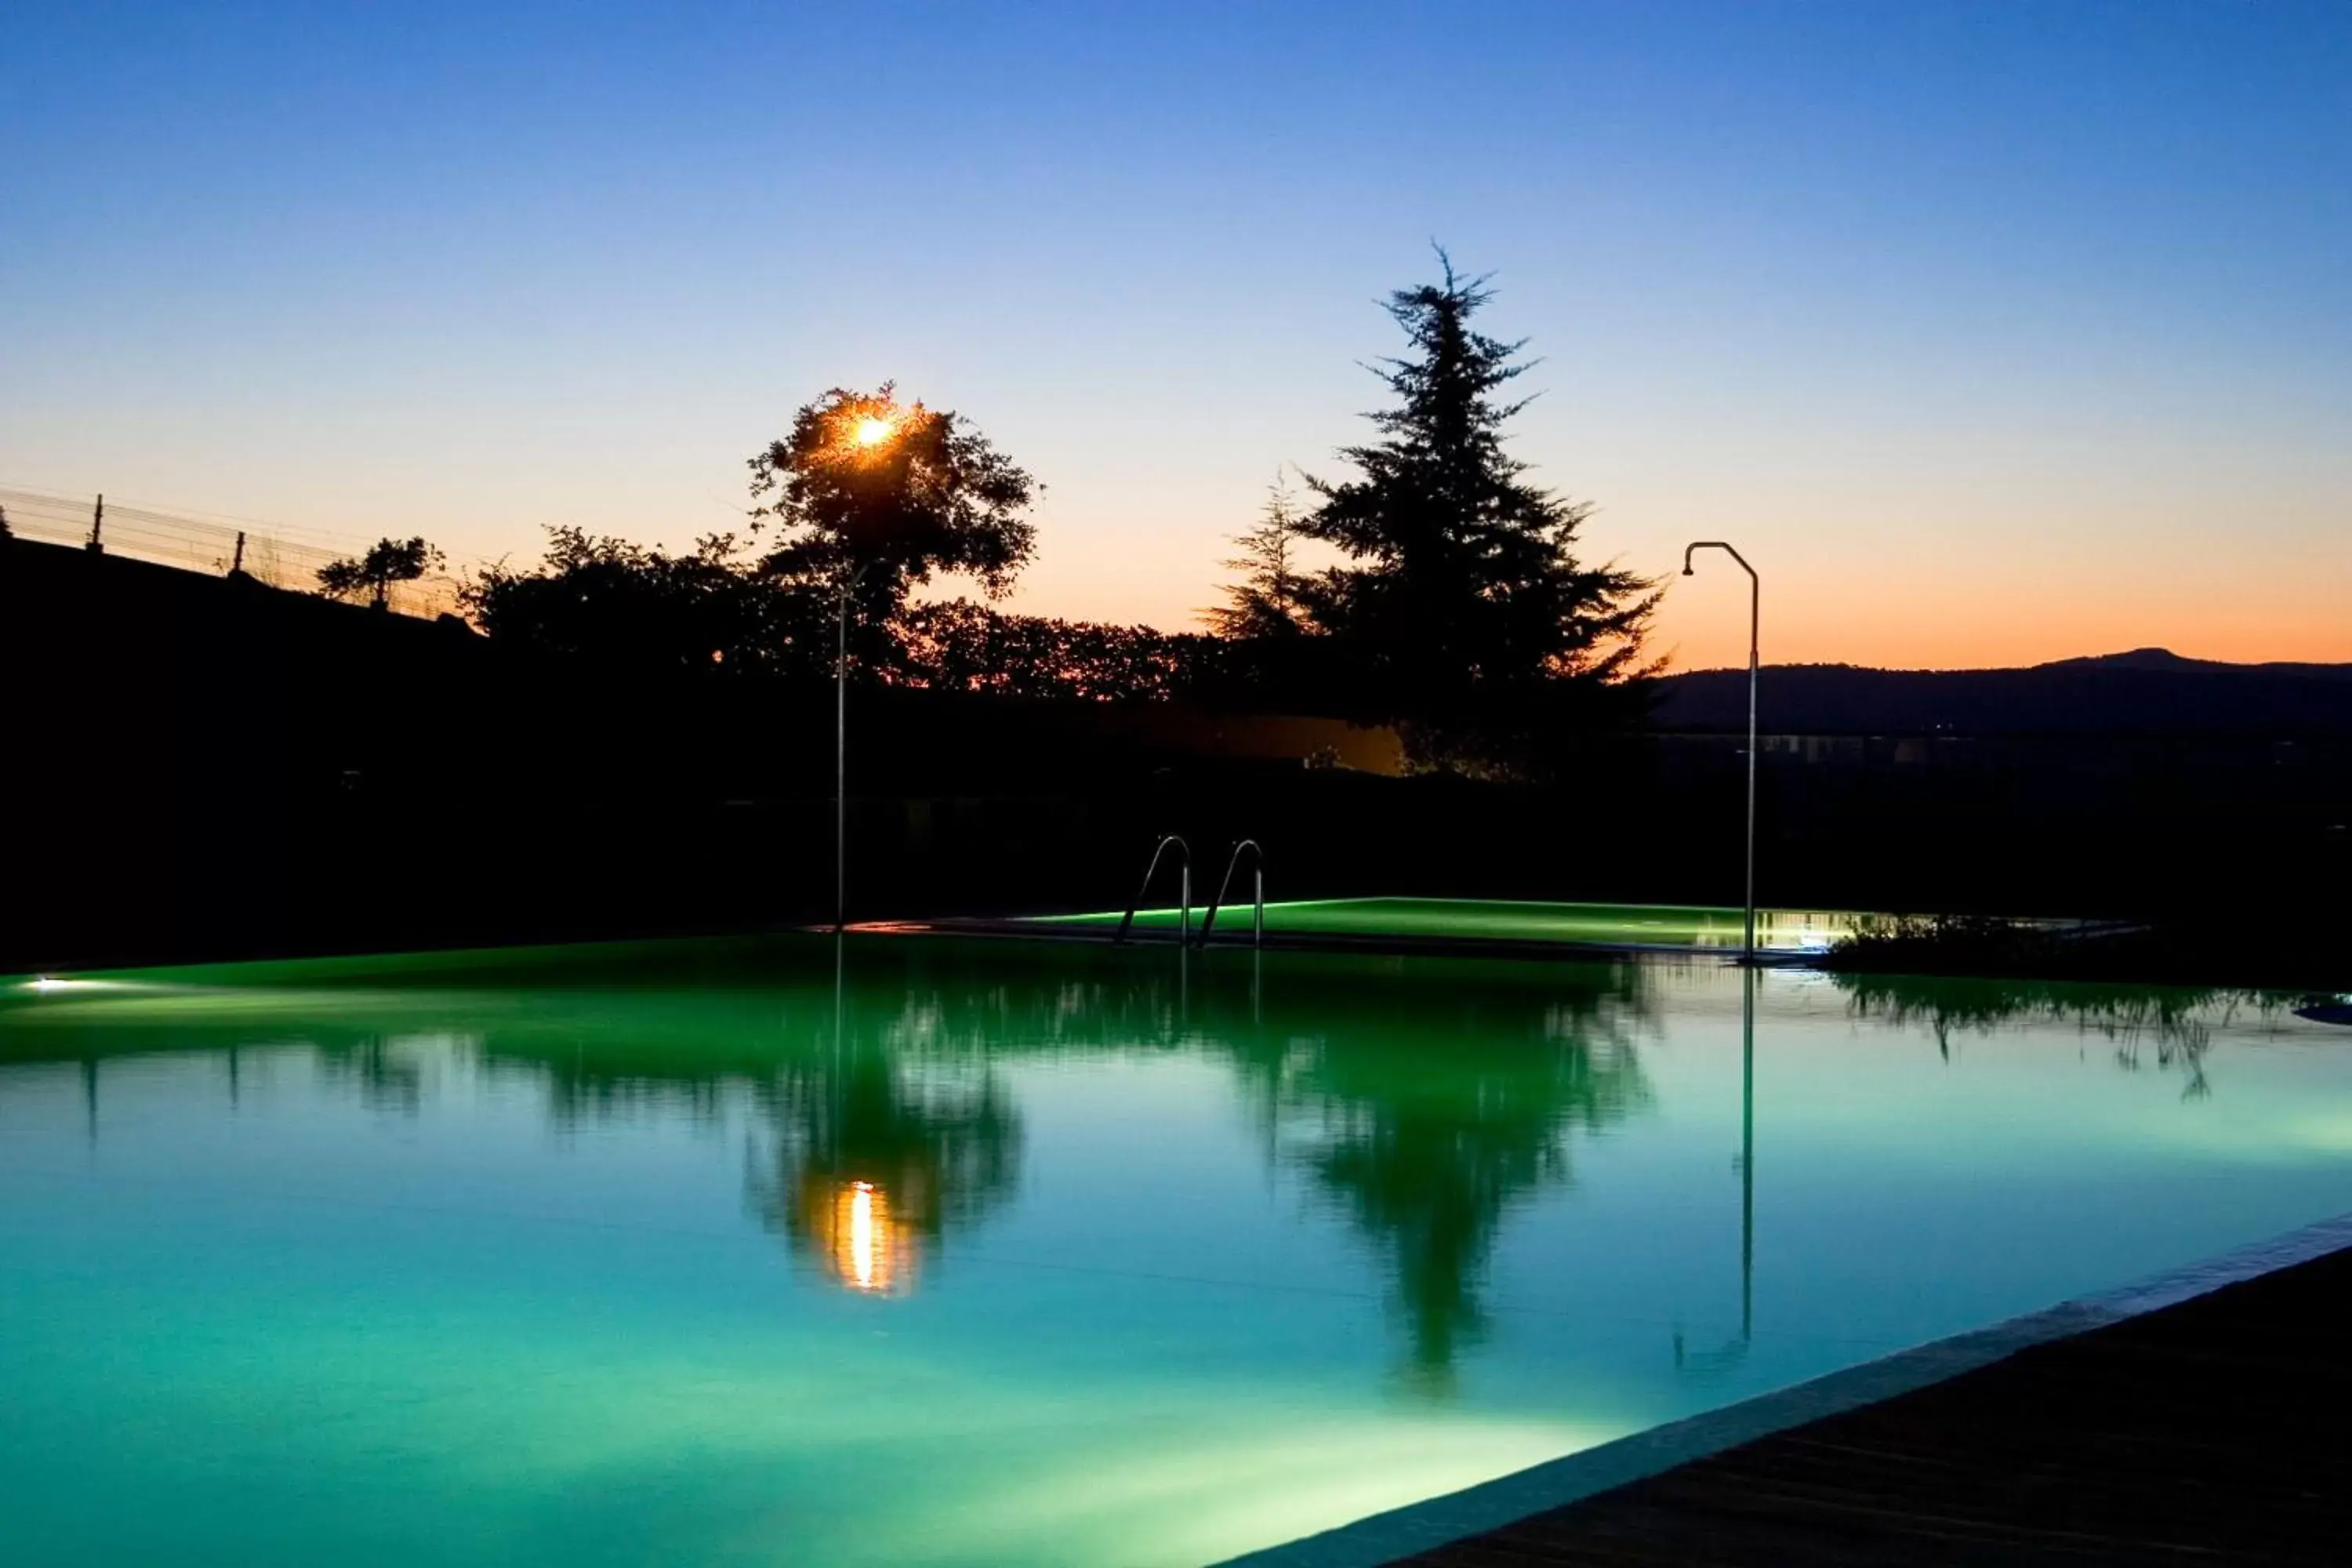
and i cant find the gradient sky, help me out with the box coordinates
[6,2,2349,670]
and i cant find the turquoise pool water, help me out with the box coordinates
[3,938,2348,1566]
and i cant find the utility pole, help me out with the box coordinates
[87,494,105,554]
[230,531,247,575]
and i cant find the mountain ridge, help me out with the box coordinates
[1642,648,2352,735]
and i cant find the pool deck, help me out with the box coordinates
[1382,1232,2352,1566]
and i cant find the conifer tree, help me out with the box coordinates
[1302,252,1656,764]
[1203,474,1311,641]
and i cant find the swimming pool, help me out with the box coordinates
[3,937,2347,1566]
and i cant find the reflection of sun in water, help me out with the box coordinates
[855,416,894,448]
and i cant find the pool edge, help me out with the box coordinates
[1207,1208,2352,1568]
[847,917,1832,967]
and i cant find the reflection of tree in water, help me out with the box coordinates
[357,957,1039,1296]
[472,979,1028,1297]
[726,943,1657,1370]
[13,938,1652,1353]
[744,1043,1022,1295]
[1830,974,2296,1100]
[312,1033,430,1113]
[1216,960,1657,1393]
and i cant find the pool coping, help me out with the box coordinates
[1205,1208,2352,1568]
[843,916,1834,967]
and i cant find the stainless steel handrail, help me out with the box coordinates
[1195,840,1265,948]
[1113,835,1191,945]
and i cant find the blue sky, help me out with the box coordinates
[6,2,2348,666]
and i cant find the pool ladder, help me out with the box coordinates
[1115,837,1264,948]
[1197,839,1265,949]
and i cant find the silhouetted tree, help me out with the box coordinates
[460,526,827,677]
[1205,475,1313,641]
[1301,252,1657,767]
[749,385,1038,678]
[460,521,1221,702]
[316,535,445,610]
[895,599,1218,700]
[1194,475,1353,710]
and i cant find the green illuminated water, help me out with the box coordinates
[3,937,2349,1566]
[1048,896,1862,951]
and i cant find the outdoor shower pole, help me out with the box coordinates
[1682,542,1759,964]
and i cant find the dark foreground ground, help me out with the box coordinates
[1395,1240,2352,1566]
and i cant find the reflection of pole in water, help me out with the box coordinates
[1675,964,1756,1374]
[1740,963,1755,1342]
[1251,946,1262,1030]
[832,931,847,1134]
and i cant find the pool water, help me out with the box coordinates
[1042,897,1864,952]
[3,938,2347,1566]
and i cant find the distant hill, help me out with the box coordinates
[2030,647,2352,682]
[1643,648,2352,735]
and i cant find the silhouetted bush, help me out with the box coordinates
[317,535,444,610]
[890,599,1218,700]
[463,528,830,677]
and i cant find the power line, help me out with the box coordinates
[0,482,484,621]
